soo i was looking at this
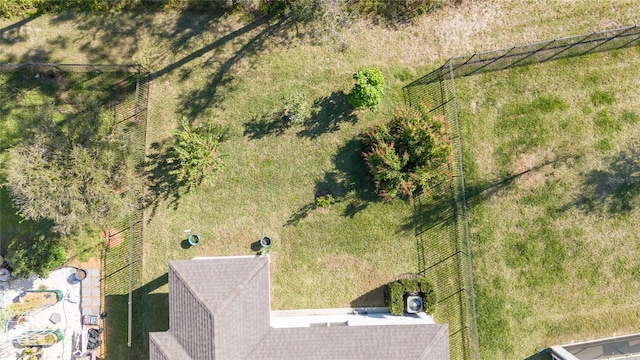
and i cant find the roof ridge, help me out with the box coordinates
[150,332,192,359]
[169,261,210,310]
[417,323,449,359]
[214,256,269,315]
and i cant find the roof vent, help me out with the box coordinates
[406,295,423,314]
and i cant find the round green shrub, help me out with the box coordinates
[348,67,385,112]
[283,90,310,124]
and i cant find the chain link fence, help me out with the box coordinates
[96,65,149,360]
[405,62,479,360]
[403,24,640,360]
[0,63,149,360]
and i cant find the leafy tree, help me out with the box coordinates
[5,106,142,236]
[7,237,67,278]
[168,117,228,189]
[348,67,385,112]
[363,105,451,200]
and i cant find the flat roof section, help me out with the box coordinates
[551,333,640,360]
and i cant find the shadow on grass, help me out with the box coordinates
[174,16,292,120]
[243,111,291,140]
[144,138,189,221]
[284,138,378,226]
[524,350,552,360]
[403,179,456,235]
[284,203,315,226]
[350,283,388,308]
[0,14,41,44]
[565,147,640,215]
[104,273,169,359]
[463,154,578,206]
[244,91,356,140]
[297,91,356,139]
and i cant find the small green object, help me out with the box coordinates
[188,234,200,246]
[260,236,272,248]
[316,194,335,208]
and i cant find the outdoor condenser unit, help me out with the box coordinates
[406,295,423,314]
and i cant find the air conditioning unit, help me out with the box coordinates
[406,295,423,314]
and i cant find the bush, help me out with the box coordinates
[315,194,335,208]
[169,117,228,189]
[362,105,451,200]
[348,67,385,112]
[7,239,67,278]
[388,277,436,316]
[283,90,310,124]
[362,0,445,18]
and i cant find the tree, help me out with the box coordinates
[7,237,67,278]
[168,117,228,190]
[5,106,142,236]
[348,67,385,112]
[362,105,451,200]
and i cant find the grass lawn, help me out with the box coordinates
[141,15,421,310]
[2,2,640,359]
[456,46,640,358]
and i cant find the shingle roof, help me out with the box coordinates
[252,324,449,359]
[149,256,449,360]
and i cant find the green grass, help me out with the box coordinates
[457,46,640,358]
[3,3,640,359]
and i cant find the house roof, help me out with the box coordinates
[149,256,449,360]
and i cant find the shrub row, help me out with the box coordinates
[388,276,436,315]
[1,0,452,19]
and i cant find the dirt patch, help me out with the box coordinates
[100,228,125,248]
[75,257,101,270]
[513,152,546,189]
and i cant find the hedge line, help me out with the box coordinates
[1,0,451,20]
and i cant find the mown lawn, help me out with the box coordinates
[456,46,640,358]
[3,2,640,359]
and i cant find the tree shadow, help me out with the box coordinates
[285,138,378,225]
[463,154,579,207]
[144,137,189,221]
[152,15,274,80]
[0,14,41,44]
[333,138,379,215]
[284,203,316,227]
[297,91,356,139]
[563,147,640,215]
[402,179,458,235]
[173,16,293,119]
[243,110,291,140]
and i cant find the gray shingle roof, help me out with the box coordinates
[251,324,449,359]
[149,256,449,360]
